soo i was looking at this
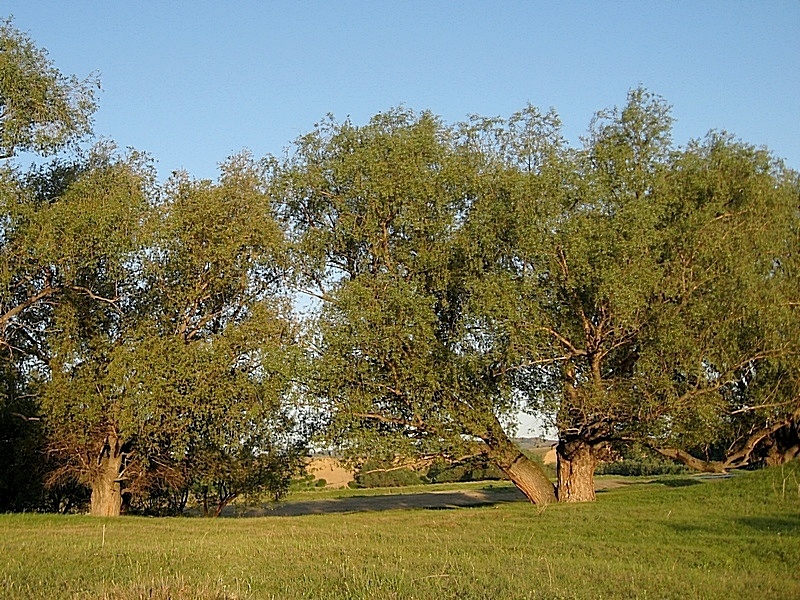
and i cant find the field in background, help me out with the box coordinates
[1,465,798,599]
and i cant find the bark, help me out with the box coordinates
[765,423,800,466]
[89,434,124,517]
[654,414,800,473]
[653,447,727,474]
[482,418,557,505]
[556,439,597,502]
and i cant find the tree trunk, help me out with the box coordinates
[89,434,124,517]
[556,439,597,502]
[652,447,726,473]
[482,418,557,505]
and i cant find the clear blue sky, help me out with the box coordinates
[5,1,799,182]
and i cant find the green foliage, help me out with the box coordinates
[0,18,98,158]
[595,459,689,477]
[425,456,507,483]
[281,108,538,473]
[352,460,423,488]
[34,152,306,514]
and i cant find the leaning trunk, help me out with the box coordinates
[556,439,597,502]
[89,435,124,517]
[483,418,557,505]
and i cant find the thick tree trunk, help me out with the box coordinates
[89,434,124,517]
[483,418,557,505]
[765,421,800,466]
[556,439,597,502]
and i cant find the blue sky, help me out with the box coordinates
[6,1,800,182]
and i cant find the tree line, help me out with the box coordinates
[1,20,798,516]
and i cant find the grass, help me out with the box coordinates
[1,465,799,599]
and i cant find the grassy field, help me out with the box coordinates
[1,466,799,599]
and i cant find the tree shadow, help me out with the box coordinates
[735,515,800,533]
[221,487,528,517]
[659,478,703,488]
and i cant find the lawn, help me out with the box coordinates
[1,465,798,599]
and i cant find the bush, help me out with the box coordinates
[425,457,507,483]
[595,459,689,477]
[352,461,423,488]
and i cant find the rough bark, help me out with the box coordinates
[653,414,800,473]
[482,418,557,505]
[556,439,597,502]
[652,447,727,474]
[765,428,800,467]
[89,434,124,517]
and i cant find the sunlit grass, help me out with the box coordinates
[1,465,798,599]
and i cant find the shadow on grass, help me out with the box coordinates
[736,515,800,533]
[659,478,703,488]
[222,487,529,517]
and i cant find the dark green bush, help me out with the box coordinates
[595,459,689,476]
[425,457,507,483]
[352,461,423,488]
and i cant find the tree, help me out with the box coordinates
[282,95,799,505]
[41,154,306,516]
[642,134,800,473]
[280,109,556,504]
[1,18,103,388]
[0,19,107,510]
[474,90,800,500]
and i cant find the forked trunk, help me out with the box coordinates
[765,424,800,467]
[556,439,596,502]
[483,418,557,505]
[90,434,124,517]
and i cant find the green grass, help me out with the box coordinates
[1,466,799,599]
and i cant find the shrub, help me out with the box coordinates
[595,459,689,477]
[352,461,423,488]
[425,457,507,483]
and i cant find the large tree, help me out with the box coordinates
[0,19,104,510]
[281,110,556,504]
[472,90,800,500]
[282,95,799,505]
[42,154,305,516]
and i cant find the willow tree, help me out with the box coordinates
[641,134,800,473]
[1,17,100,391]
[0,19,106,509]
[472,89,800,500]
[281,110,556,505]
[43,154,304,517]
[138,155,304,517]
